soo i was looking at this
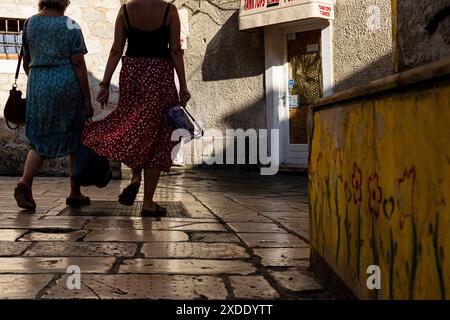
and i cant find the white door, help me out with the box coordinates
[281,29,323,166]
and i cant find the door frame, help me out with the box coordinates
[264,19,333,166]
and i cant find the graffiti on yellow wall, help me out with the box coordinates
[309,83,450,299]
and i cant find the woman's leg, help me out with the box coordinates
[68,152,86,199]
[15,149,44,209]
[142,167,161,211]
[130,167,142,186]
[19,149,44,190]
[118,167,142,206]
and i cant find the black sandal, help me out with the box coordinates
[141,203,167,217]
[118,183,140,206]
[66,196,91,208]
[14,182,36,211]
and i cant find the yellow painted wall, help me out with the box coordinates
[309,81,450,299]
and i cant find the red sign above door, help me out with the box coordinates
[239,0,335,30]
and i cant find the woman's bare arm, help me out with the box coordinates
[22,20,30,76]
[71,53,93,117]
[168,5,191,106]
[97,8,126,106]
[101,8,127,87]
[23,56,30,76]
[169,5,187,90]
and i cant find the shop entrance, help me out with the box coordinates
[284,29,323,165]
[264,20,332,168]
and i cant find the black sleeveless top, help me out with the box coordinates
[123,4,170,58]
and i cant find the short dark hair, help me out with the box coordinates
[38,0,70,12]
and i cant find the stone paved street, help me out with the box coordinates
[0,169,333,300]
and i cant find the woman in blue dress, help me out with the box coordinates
[14,0,93,210]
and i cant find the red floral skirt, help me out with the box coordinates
[82,57,180,172]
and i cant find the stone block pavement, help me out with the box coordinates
[0,169,334,300]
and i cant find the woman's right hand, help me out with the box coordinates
[97,87,110,108]
[84,99,94,118]
[179,87,191,107]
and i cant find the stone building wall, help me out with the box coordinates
[396,0,450,71]
[333,0,393,92]
[0,0,122,175]
[0,0,266,174]
[164,0,266,167]
[170,0,266,131]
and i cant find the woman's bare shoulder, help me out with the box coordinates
[167,3,178,21]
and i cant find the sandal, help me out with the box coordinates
[14,182,36,211]
[118,183,140,206]
[141,203,167,217]
[66,196,91,207]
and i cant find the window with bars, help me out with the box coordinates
[0,18,26,60]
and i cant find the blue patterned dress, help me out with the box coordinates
[23,15,88,158]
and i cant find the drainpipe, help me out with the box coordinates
[391,0,399,73]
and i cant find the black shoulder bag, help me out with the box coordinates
[3,20,28,130]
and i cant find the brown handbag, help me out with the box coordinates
[4,22,27,130]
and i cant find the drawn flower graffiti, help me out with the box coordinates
[351,163,362,204]
[396,167,416,229]
[383,197,395,220]
[333,148,344,184]
[368,174,382,218]
[345,181,352,202]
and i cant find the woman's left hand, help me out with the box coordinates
[97,87,110,108]
[179,87,191,107]
[84,99,94,118]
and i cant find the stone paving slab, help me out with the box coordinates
[190,232,241,243]
[169,223,227,232]
[119,259,256,275]
[24,242,137,257]
[0,229,28,241]
[237,233,309,248]
[41,216,91,220]
[253,248,310,267]
[0,219,86,230]
[84,220,194,230]
[289,204,309,210]
[141,242,249,259]
[158,218,218,223]
[294,230,309,241]
[19,230,88,242]
[227,222,285,233]
[247,205,299,212]
[0,242,31,256]
[0,274,54,299]
[0,207,39,214]
[0,257,116,273]
[84,229,189,242]
[269,268,323,292]
[220,215,273,223]
[212,210,259,217]
[278,222,309,238]
[261,214,309,223]
[85,218,218,228]
[229,276,280,299]
[43,274,228,299]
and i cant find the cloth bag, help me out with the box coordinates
[71,144,112,188]
[4,83,26,130]
[166,105,203,139]
[3,21,28,130]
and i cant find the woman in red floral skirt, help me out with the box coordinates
[82,0,191,216]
